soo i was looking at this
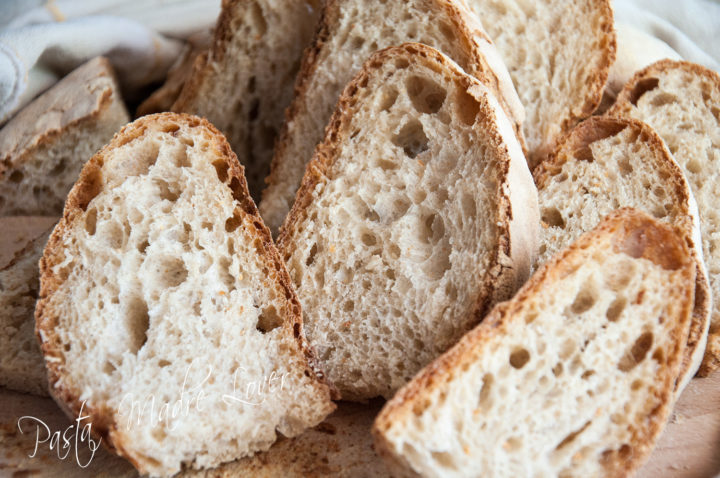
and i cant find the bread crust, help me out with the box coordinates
[35,112,336,472]
[0,57,124,178]
[373,208,695,477]
[262,0,527,224]
[534,115,710,391]
[608,59,720,376]
[277,43,538,398]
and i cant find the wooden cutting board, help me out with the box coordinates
[1,216,719,477]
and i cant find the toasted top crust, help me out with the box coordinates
[35,113,336,473]
[373,208,695,477]
[0,57,125,175]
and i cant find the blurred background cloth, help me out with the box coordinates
[0,0,717,125]
[0,0,221,124]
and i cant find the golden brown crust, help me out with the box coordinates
[607,59,720,377]
[608,59,720,117]
[35,112,337,466]
[277,43,526,335]
[0,57,123,178]
[263,0,527,200]
[373,208,695,477]
[534,115,710,388]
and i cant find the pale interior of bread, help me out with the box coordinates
[40,119,332,476]
[536,125,692,269]
[284,55,505,400]
[173,0,322,199]
[260,0,488,232]
[380,226,689,477]
[467,0,611,162]
[0,87,127,216]
[618,68,720,351]
[0,232,50,396]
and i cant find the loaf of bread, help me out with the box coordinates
[466,0,616,167]
[374,209,695,477]
[533,116,710,391]
[259,0,525,232]
[609,60,720,376]
[0,57,129,216]
[278,43,538,400]
[0,227,53,396]
[35,113,335,476]
[172,0,322,199]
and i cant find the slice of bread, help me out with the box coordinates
[0,57,129,216]
[259,0,525,233]
[374,209,695,478]
[137,30,213,117]
[533,116,710,391]
[608,60,720,376]
[172,0,322,199]
[466,0,616,167]
[184,401,390,477]
[0,227,53,396]
[277,43,538,400]
[35,113,336,476]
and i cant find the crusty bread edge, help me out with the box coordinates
[276,42,538,383]
[534,115,711,390]
[606,62,720,376]
[373,208,695,477]
[262,0,528,205]
[0,57,127,177]
[34,112,337,473]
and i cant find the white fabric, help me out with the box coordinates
[0,0,717,126]
[0,0,220,125]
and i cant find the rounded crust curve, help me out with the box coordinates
[373,208,695,478]
[534,115,711,389]
[34,112,337,468]
[276,42,538,339]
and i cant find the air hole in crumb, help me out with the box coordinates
[455,88,480,125]
[395,58,410,69]
[361,232,377,246]
[571,284,596,314]
[153,256,188,288]
[248,98,260,121]
[225,209,243,232]
[379,88,399,111]
[541,207,565,228]
[406,75,447,114]
[629,77,659,106]
[9,170,23,183]
[606,297,627,322]
[351,36,364,49]
[257,305,283,333]
[618,158,633,176]
[306,243,318,266]
[618,332,653,372]
[103,361,116,374]
[213,160,229,183]
[552,362,563,377]
[509,348,530,369]
[127,297,150,354]
[50,158,68,176]
[159,359,171,368]
[392,119,429,159]
[155,179,180,201]
[555,421,591,450]
[85,208,98,235]
[431,451,457,469]
[162,123,180,133]
[249,0,267,35]
[478,373,493,407]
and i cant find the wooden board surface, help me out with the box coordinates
[1,217,719,477]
